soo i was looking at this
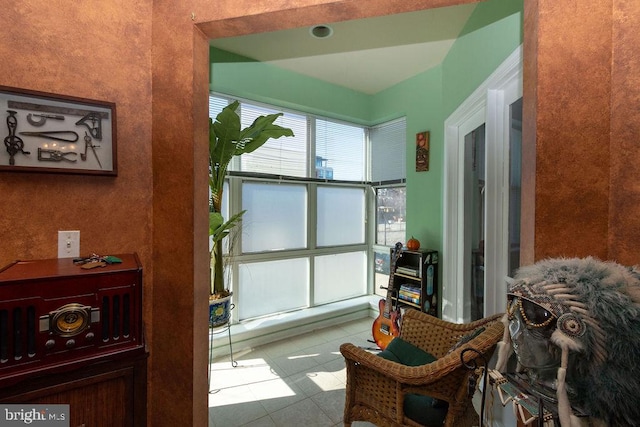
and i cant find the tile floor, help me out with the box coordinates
[208,316,378,427]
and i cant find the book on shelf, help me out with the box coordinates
[398,294,420,304]
[398,284,420,303]
[399,289,420,297]
[395,266,420,277]
[399,285,420,297]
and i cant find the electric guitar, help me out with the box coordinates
[372,242,403,350]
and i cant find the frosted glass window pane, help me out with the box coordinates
[314,252,367,305]
[209,181,232,254]
[238,258,309,320]
[317,186,365,246]
[242,182,307,252]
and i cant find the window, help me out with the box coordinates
[238,258,309,319]
[375,186,406,246]
[239,104,308,177]
[314,251,367,304]
[370,117,406,183]
[212,94,367,182]
[242,182,307,252]
[317,186,365,247]
[371,117,407,247]
[209,94,406,322]
[315,119,365,181]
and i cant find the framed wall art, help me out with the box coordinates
[0,86,117,176]
[416,131,429,172]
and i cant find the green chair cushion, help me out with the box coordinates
[404,394,448,427]
[378,337,437,366]
[377,337,449,426]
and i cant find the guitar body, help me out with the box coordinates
[372,298,401,350]
[371,242,404,350]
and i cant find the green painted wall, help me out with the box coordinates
[211,48,373,125]
[371,68,445,251]
[442,0,524,116]
[210,0,524,253]
[372,0,524,253]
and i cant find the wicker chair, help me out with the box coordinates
[340,310,504,427]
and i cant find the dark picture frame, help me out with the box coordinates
[0,85,117,176]
[416,131,429,172]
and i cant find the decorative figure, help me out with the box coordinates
[495,257,640,426]
[415,131,429,172]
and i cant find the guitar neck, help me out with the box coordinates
[383,243,403,317]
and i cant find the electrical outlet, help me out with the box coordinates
[58,230,80,258]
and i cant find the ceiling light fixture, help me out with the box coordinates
[310,25,333,39]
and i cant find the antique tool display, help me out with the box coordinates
[76,112,103,140]
[4,110,30,165]
[26,113,64,127]
[37,148,77,162]
[19,130,79,143]
[3,106,101,167]
[82,131,102,168]
[7,100,109,120]
[0,86,116,175]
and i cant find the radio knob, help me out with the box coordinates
[65,339,76,348]
[45,339,56,349]
[86,332,95,341]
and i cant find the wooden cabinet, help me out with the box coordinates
[0,254,147,426]
[391,248,439,317]
[0,352,147,427]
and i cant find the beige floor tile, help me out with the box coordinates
[268,398,333,427]
[209,316,378,426]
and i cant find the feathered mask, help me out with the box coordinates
[495,257,640,426]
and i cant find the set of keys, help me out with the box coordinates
[73,254,122,269]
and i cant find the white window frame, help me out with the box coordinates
[442,45,523,323]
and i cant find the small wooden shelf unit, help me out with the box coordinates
[391,248,439,317]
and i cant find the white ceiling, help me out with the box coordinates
[210,4,477,95]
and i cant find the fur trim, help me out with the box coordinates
[507,257,640,426]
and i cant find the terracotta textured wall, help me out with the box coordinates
[609,0,640,264]
[522,0,640,265]
[0,2,153,267]
[0,0,155,416]
[3,0,639,425]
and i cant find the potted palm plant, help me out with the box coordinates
[208,100,294,326]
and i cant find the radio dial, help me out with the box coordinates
[65,339,76,348]
[50,303,91,337]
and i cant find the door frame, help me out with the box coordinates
[442,45,523,323]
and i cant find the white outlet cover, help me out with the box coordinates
[58,230,80,258]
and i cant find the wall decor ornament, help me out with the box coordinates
[415,130,429,172]
[0,85,116,176]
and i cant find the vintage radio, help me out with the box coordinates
[0,253,144,386]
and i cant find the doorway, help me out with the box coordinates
[442,45,523,323]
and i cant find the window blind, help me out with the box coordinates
[238,104,308,177]
[370,117,406,182]
[209,96,229,120]
[315,118,365,181]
